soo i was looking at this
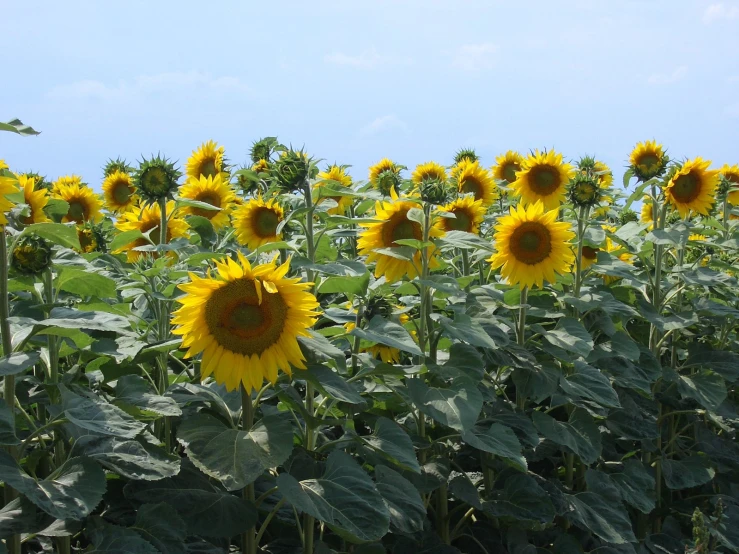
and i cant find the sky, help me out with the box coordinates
[2,0,739,191]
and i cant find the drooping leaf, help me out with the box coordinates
[439,314,503,350]
[19,223,80,249]
[463,423,527,472]
[544,317,594,358]
[559,361,621,409]
[662,456,715,490]
[304,365,364,405]
[482,474,555,524]
[73,436,180,481]
[532,409,602,464]
[360,417,420,473]
[0,351,41,376]
[56,267,117,299]
[131,503,187,554]
[566,490,636,544]
[375,465,426,534]
[349,315,422,356]
[85,517,158,554]
[61,385,146,439]
[407,377,482,434]
[677,371,727,411]
[115,375,182,417]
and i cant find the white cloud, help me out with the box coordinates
[703,3,739,23]
[47,71,250,100]
[359,114,409,137]
[647,66,688,85]
[453,43,498,71]
[324,48,412,69]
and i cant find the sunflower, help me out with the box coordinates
[593,160,613,190]
[179,174,236,230]
[629,140,668,181]
[0,160,8,171]
[345,311,410,364]
[233,197,284,250]
[369,158,400,186]
[51,175,84,195]
[689,234,706,242]
[252,159,270,174]
[114,201,189,262]
[509,150,573,211]
[0,174,19,225]
[412,162,447,186]
[664,157,718,218]
[492,151,523,184]
[18,175,50,225]
[315,165,354,214]
[438,196,486,234]
[102,170,137,213]
[52,182,103,224]
[640,196,654,224]
[488,201,575,289]
[186,140,226,180]
[601,225,634,283]
[581,246,599,270]
[719,164,739,205]
[456,159,498,207]
[171,253,320,392]
[358,190,444,283]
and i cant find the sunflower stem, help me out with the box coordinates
[240,385,257,554]
[351,303,363,376]
[722,196,731,241]
[0,227,21,554]
[156,197,171,450]
[573,206,588,299]
[43,268,66,468]
[515,286,528,410]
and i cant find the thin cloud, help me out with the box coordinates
[324,48,412,69]
[48,71,250,100]
[359,115,409,137]
[703,3,739,23]
[647,66,688,85]
[453,43,498,71]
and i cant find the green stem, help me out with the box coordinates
[156,197,172,450]
[574,206,587,299]
[436,482,450,544]
[515,287,528,410]
[351,303,363,376]
[256,497,286,544]
[241,386,257,554]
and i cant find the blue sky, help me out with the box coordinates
[2,0,738,190]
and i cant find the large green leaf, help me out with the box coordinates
[482,474,555,524]
[375,465,426,534]
[276,450,390,543]
[683,349,739,382]
[317,272,370,296]
[73,436,181,481]
[463,423,527,472]
[609,461,656,514]
[544,317,593,357]
[0,399,19,446]
[61,385,146,439]
[566,490,636,544]
[176,412,293,491]
[124,461,256,538]
[131,503,187,554]
[0,118,40,136]
[0,451,105,520]
[85,518,158,554]
[304,365,364,405]
[115,375,182,417]
[19,222,79,249]
[677,371,726,411]
[109,229,145,252]
[662,456,715,490]
[360,417,420,473]
[298,330,347,371]
[349,315,422,356]
[439,314,504,350]
[532,409,602,464]
[0,351,41,376]
[56,267,117,299]
[39,307,134,335]
[407,377,482,433]
[559,361,620,409]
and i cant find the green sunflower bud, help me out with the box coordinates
[363,294,395,323]
[273,149,314,192]
[568,173,602,208]
[77,223,108,254]
[454,148,479,165]
[419,178,451,205]
[375,169,402,196]
[103,157,134,177]
[134,154,181,203]
[619,208,638,225]
[250,137,279,163]
[11,235,52,275]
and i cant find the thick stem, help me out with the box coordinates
[515,287,528,410]
[574,206,587,299]
[156,197,172,450]
[436,482,450,544]
[350,304,363,376]
[241,386,257,554]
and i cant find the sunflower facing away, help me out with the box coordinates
[456,159,498,206]
[315,165,354,214]
[438,196,486,235]
[412,162,447,186]
[358,189,444,283]
[719,164,739,205]
[171,253,320,392]
[510,150,574,211]
[492,151,523,184]
[369,158,401,186]
[0,174,19,225]
[19,175,50,225]
[53,182,103,224]
[488,201,575,289]
[51,174,84,195]
[102,170,137,213]
[179,174,237,231]
[581,246,599,271]
[114,201,189,262]
[233,197,284,250]
[664,157,718,218]
[186,140,226,180]
[629,140,668,181]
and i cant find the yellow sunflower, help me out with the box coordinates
[19,175,50,225]
[102,170,137,213]
[114,201,189,262]
[315,165,354,215]
[492,151,523,184]
[438,196,486,235]
[345,311,410,364]
[456,159,498,206]
[52,182,103,224]
[186,140,226,180]
[593,160,613,190]
[171,253,320,392]
[0,160,8,171]
[488,201,575,289]
[233,197,284,250]
[252,159,270,173]
[51,175,84,195]
[0,174,19,225]
[601,225,634,284]
[510,150,574,211]
[179,174,236,231]
[640,196,654,224]
[369,158,400,185]
[664,157,718,218]
[581,246,599,270]
[412,162,447,186]
[78,227,99,253]
[358,189,444,283]
[629,140,667,181]
[689,234,706,242]
[719,164,739,205]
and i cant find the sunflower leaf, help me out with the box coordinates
[19,222,81,250]
[349,316,422,356]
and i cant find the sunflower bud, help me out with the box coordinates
[250,137,279,163]
[363,294,395,323]
[454,148,479,165]
[77,223,108,254]
[11,235,52,275]
[375,169,402,196]
[619,208,638,225]
[273,149,313,192]
[419,178,450,205]
[103,157,134,177]
[134,155,181,203]
[568,173,602,208]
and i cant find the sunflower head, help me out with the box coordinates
[250,137,280,164]
[11,235,52,275]
[641,196,654,224]
[363,294,395,322]
[0,173,19,225]
[186,140,227,180]
[22,172,52,191]
[454,148,479,165]
[179,174,237,230]
[273,149,314,192]
[438,196,486,235]
[103,157,134,177]
[718,164,739,205]
[18,175,50,226]
[315,165,354,214]
[375,169,403,197]
[171,253,320,392]
[52,182,104,224]
[134,155,181,203]
[113,201,189,262]
[629,140,669,181]
[664,157,718,218]
[52,175,85,195]
[492,151,524,184]
[581,245,599,271]
[510,150,574,210]
[233,197,285,250]
[619,209,638,225]
[252,159,270,174]
[102,170,137,213]
[456,159,498,207]
[568,173,603,208]
[488,201,575,289]
[77,223,108,254]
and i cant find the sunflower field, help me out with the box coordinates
[0,124,738,554]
